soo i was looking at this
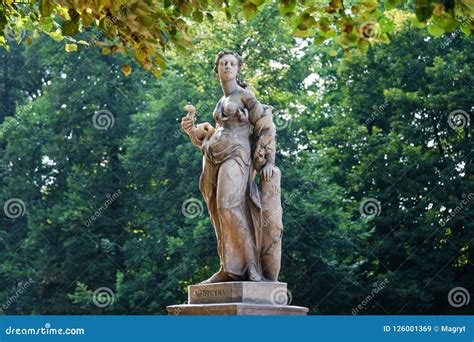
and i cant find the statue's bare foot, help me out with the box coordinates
[248,264,262,282]
[200,270,233,284]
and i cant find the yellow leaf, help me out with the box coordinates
[99,0,111,9]
[121,64,132,77]
[328,49,338,56]
[151,68,162,78]
[65,43,78,52]
[363,0,377,11]
[48,31,63,41]
[433,3,444,16]
[102,47,111,55]
[40,0,55,17]
[81,12,94,27]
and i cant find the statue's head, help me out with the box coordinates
[213,50,247,88]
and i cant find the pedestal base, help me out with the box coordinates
[188,281,288,304]
[167,281,308,316]
[167,303,309,316]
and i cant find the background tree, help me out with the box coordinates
[0,10,472,315]
[0,35,151,313]
[301,20,473,313]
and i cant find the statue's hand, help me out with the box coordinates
[181,116,195,134]
[261,163,276,182]
[181,104,196,134]
[196,122,215,141]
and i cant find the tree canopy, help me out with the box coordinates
[1,0,473,75]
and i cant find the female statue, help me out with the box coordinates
[181,50,283,283]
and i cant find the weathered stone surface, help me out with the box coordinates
[166,303,308,316]
[180,50,283,283]
[188,281,288,305]
[167,281,308,315]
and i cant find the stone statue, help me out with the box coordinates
[181,50,283,283]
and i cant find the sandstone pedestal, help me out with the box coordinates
[167,282,308,316]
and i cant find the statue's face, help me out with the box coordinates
[218,54,239,82]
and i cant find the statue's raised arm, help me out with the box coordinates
[181,104,215,149]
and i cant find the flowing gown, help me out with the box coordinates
[198,96,264,279]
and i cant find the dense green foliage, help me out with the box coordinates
[0,8,472,315]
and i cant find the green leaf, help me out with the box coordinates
[379,17,394,32]
[242,2,258,20]
[278,0,296,15]
[378,33,390,43]
[225,9,232,20]
[414,0,434,22]
[314,35,327,44]
[40,16,54,31]
[192,10,203,23]
[410,15,426,28]
[61,18,80,36]
[433,14,459,32]
[384,0,404,10]
[427,24,445,37]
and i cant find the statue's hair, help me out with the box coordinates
[213,50,248,89]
